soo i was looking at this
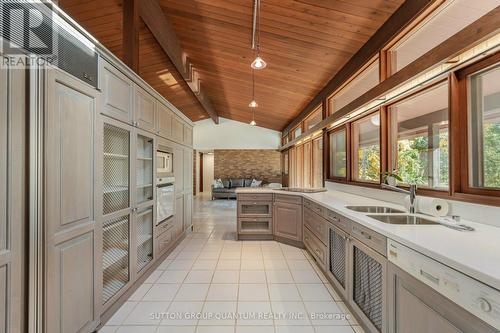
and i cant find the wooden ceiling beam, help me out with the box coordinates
[123,0,140,71]
[139,0,219,124]
[282,0,437,134]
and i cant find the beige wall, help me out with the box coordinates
[214,149,281,184]
[202,154,214,193]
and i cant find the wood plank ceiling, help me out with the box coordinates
[58,0,404,130]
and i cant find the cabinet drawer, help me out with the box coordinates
[324,209,351,233]
[311,201,325,216]
[156,220,174,237]
[303,208,328,245]
[274,194,302,205]
[238,218,272,234]
[156,229,172,254]
[304,227,327,271]
[351,222,386,256]
[238,201,273,217]
[238,193,273,201]
[303,198,314,210]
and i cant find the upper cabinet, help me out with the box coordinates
[99,59,193,147]
[100,59,134,124]
[184,125,193,147]
[172,116,184,143]
[134,86,156,132]
[156,101,172,139]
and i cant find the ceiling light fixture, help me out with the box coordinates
[251,0,267,70]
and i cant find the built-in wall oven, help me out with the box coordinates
[157,176,175,225]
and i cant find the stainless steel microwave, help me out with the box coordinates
[157,150,173,174]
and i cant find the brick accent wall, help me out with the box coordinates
[214,149,282,184]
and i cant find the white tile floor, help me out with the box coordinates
[100,193,365,333]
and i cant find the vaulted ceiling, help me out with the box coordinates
[58,0,404,131]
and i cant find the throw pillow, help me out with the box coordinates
[250,179,262,187]
[213,179,224,189]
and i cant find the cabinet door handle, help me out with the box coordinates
[420,269,440,285]
[360,230,372,240]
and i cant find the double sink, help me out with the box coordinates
[345,206,438,225]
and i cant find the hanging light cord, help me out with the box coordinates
[252,69,255,100]
[257,0,262,54]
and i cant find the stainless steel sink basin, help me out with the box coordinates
[346,206,406,214]
[367,214,438,225]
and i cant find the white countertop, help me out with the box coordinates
[236,187,500,291]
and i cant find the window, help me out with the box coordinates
[329,128,347,179]
[352,112,380,183]
[304,105,323,131]
[387,0,498,75]
[388,82,449,189]
[328,59,379,115]
[293,126,302,139]
[468,63,500,189]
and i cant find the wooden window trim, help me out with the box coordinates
[454,52,500,202]
[326,125,350,182]
[382,0,446,78]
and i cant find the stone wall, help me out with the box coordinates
[214,149,282,184]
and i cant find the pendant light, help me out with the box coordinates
[251,0,267,70]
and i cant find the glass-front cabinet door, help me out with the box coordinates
[136,133,154,205]
[136,206,154,272]
[102,121,132,305]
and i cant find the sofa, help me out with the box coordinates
[211,178,262,200]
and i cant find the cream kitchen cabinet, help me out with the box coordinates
[100,59,134,124]
[184,124,193,146]
[183,148,193,192]
[173,145,184,195]
[388,263,497,333]
[172,115,184,143]
[134,86,156,132]
[0,56,28,333]
[184,192,193,231]
[273,199,303,243]
[98,115,156,310]
[156,101,172,139]
[45,68,100,333]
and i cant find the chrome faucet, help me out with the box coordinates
[381,183,417,214]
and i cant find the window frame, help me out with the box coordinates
[326,125,350,182]
[327,56,380,116]
[304,104,324,131]
[350,110,383,184]
[455,52,500,201]
[386,79,450,192]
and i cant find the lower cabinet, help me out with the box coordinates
[184,192,193,231]
[273,201,303,242]
[387,263,496,333]
[349,238,387,333]
[303,227,327,271]
[326,223,349,299]
[175,195,184,231]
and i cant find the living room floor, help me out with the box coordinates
[99,193,365,333]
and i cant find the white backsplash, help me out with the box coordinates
[325,181,500,227]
